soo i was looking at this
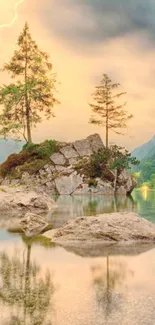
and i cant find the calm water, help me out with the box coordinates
[49,189,155,228]
[1,189,155,325]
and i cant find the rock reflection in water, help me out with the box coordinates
[49,195,137,228]
[91,256,134,321]
[0,237,54,325]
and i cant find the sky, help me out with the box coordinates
[0,0,155,150]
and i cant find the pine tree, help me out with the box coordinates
[89,74,132,148]
[0,23,59,142]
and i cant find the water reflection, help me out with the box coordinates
[0,238,54,325]
[132,190,155,222]
[49,195,137,228]
[91,256,134,320]
[48,191,155,228]
[0,231,155,325]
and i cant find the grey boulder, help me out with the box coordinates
[55,172,83,195]
[20,212,50,237]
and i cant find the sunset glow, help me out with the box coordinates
[0,0,25,30]
[0,0,155,149]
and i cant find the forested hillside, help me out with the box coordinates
[132,136,155,187]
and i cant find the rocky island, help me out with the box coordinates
[0,134,137,196]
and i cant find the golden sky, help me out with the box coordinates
[0,0,155,150]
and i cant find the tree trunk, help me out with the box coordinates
[106,104,109,148]
[106,123,108,148]
[114,168,118,193]
[26,101,32,143]
[25,29,32,143]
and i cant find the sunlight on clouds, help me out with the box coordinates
[0,0,154,149]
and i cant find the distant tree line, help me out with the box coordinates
[133,159,155,188]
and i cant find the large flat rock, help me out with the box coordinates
[45,212,155,245]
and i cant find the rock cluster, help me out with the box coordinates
[0,134,136,196]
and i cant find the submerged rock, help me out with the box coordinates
[45,212,155,245]
[0,186,56,218]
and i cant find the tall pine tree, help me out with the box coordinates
[89,74,132,148]
[0,23,59,142]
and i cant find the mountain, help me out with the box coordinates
[131,135,155,162]
[0,139,24,163]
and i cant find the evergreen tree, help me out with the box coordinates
[0,23,59,142]
[89,74,132,148]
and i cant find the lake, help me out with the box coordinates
[49,189,155,227]
[0,189,155,325]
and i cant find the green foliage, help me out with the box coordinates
[75,145,139,183]
[19,159,48,175]
[150,174,155,189]
[89,150,115,181]
[0,139,58,177]
[109,145,140,170]
[0,23,59,142]
[89,73,132,147]
[90,145,139,175]
[23,139,57,158]
[37,140,57,158]
[23,142,37,152]
[136,161,155,187]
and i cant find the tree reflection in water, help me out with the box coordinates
[0,236,54,325]
[91,256,134,320]
[82,195,137,216]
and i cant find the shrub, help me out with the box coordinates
[22,142,38,152]
[75,145,139,183]
[0,151,30,177]
[37,140,57,158]
[19,159,48,174]
[0,139,58,177]
[23,140,58,158]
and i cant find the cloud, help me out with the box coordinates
[1,0,155,150]
[41,0,155,50]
